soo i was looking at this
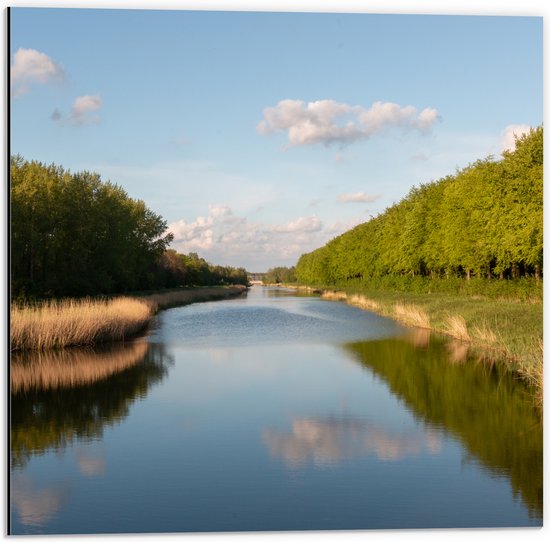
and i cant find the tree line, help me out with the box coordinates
[262,266,297,284]
[295,127,543,286]
[10,156,248,299]
[152,250,248,290]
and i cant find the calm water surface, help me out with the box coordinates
[10,286,542,534]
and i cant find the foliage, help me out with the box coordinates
[10,156,173,297]
[150,250,248,289]
[263,266,297,284]
[295,127,543,285]
[10,157,249,299]
[326,275,542,303]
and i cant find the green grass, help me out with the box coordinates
[337,275,542,303]
[302,280,543,400]
[339,286,541,358]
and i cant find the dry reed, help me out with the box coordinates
[517,339,543,409]
[393,303,431,329]
[11,341,149,393]
[10,297,154,351]
[348,294,380,312]
[321,290,348,302]
[444,315,471,341]
[142,285,246,311]
[472,322,498,345]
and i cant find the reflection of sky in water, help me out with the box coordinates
[11,442,107,533]
[263,416,442,469]
[149,286,404,347]
[10,287,542,533]
[11,473,70,530]
[75,446,106,477]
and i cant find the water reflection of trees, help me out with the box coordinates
[262,287,314,299]
[10,343,173,469]
[344,334,543,519]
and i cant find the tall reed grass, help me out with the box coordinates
[394,303,432,329]
[444,315,470,341]
[516,339,543,409]
[10,297,154,351]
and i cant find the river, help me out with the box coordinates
[9,286,543,534]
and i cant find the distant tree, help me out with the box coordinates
[263,266,297,284]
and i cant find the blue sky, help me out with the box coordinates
[9,5,543,271]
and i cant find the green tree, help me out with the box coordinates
[294,126,543,286]
[10,157,173,298]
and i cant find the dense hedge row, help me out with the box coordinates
[296,127,543,285]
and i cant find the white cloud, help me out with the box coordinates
[11,48,65,97]
[168,206,332,269]
[70,94,102,125]
[169,208,218,252]
[272,216,322,233]
[258,98,439,148]
[208,204,233,219]
[337,192,381,203]
[500,124,532,153]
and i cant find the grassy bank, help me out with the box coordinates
[285,282,543,398]
[10,285,247,351]
[137,284,247,311]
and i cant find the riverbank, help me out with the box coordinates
[137,284,247,311]
[10,285,247,351]
[275,283,543,399]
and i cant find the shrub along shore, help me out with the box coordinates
[279,281,542,400]
[10,285,247,352]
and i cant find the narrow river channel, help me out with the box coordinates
[10,286,542,534]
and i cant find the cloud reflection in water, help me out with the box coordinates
[75,446,106,477]
[263,416,441,469]
[11,473,70,529]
